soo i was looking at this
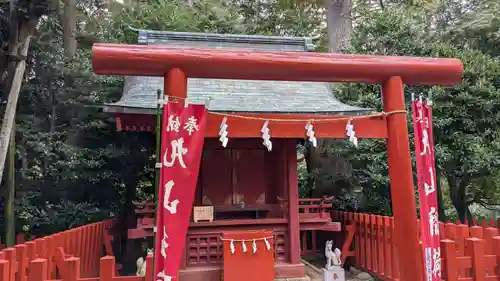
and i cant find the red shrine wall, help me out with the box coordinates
[180,138,303,280]
[194,138,289,208]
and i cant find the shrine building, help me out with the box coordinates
[102,30,372,281]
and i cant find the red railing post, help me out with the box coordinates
[376,216,384,276]
[365,214,372,271]
[470,225,483,239]
[383,216,392,279]
[44,236,54,279]
[390,218,400,279]
[28,259,47,281]
[4,248,17,281]
[66,257,81,281]
[25,241,36,260]
[493,236,500,274]
[466,238,485,281]
[99,256,115,281]
[444,223,457,241]
[359,214,365,269]
[456,224,469,256]
[370,214,378,274]
[146,254,154,281]
[13,244,27,281]
[353,213,360,265]
[0,259,9,281]
[483,227,498,255]
[442,239,458,281]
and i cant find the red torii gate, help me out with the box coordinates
[91,43,463,281]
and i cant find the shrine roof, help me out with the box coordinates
[104,29,371,115]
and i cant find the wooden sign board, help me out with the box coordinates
[193,206,214,222]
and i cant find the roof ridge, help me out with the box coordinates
[133,28,316,51]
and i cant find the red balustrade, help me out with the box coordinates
[333,211,500,281]
[0,219,116,280]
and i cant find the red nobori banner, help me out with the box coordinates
[412,98,441,281]
[154,101,207,281]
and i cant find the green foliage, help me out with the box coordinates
[95,0,246,44]
[230,0,325,37]
[330,6,500,218]
[3,0,500,236]
[16,195,111,234]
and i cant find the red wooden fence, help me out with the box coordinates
[0,219,115,281]
[332,211,500,281]
[0,255,153,281]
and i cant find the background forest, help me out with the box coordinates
[1,0,500,246]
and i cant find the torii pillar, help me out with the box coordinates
[91,43,463,281]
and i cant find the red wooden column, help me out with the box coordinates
[287,139,300,264]
[156,68,188,275]
[165,68,188,100]
[382,76,422,281]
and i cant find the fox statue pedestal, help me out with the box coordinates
[323,267,345,281]
[323,241,345,281]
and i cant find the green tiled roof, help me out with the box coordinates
[104,29,371,115]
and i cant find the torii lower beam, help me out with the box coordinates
[91,43,463,281]
[111,112,389,138]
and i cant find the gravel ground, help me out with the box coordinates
[302,254,362,281]
[304,264,361,281]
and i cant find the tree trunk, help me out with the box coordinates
[119,137,139,263]
[326,0,352,52]
[436,175,447,221]
[62,0,77,59]
[0,34,31,184]
[3,121,15,247]
[304,0,353,198]
[434,161,446,221]
[447,174,472,224]
[306,0,354,254]
[304,141,319,197]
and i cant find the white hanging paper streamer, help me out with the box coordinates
[305,121,317,147]
[230,239,235,254]
[157,95,168,107]
[184,97,189,108]
[264,238,271,251]
[261,120,272,151]
[252,239,257,254]
[242,240,247,253]
[157,98,166,106]
[345,119,358,147]
[219,116,229,147]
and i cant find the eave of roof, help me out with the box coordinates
[103,29,373,116]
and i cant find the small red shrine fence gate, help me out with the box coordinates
[333,211,500,281]
[0,219,115,280]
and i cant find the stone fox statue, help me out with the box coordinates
[325,240,342,270]
[136,248,153,276]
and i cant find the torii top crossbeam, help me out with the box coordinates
[91,43,463,281]
[92,44,463,86]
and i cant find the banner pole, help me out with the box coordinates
[152,89,162,279]
[412,96,441,281]
[155,89,162,200]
